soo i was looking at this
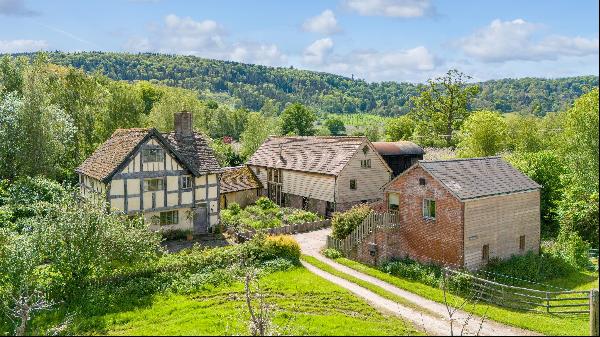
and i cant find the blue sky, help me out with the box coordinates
[1,0,598,82]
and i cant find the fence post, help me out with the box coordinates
[591,289,599,336]
[546,292,550,313]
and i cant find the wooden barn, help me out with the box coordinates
[219,166,263,209]
[76,112,222,234]
[246,136,392,217]
[372,141,425,177]
[356,157,541,270]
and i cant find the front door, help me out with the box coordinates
[193,204,208,234]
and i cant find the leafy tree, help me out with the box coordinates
[410,69,480,147]
[505,114,544,153]
[240,112,277,159]
[210,139,243,167]
[506,151,566,238]
[280,103,316,136]
[457,110,508,157]
[324,117,346,136]
[136,81,164,115]
[385,115,415,141]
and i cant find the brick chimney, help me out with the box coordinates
[174,112,193,137]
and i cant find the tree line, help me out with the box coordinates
[14,51,598,117]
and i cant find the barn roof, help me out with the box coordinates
[246,136,388,176]
[76,128,221,182]
[419,157,540,201]
[372,141,425,156]
[220,166,263,194]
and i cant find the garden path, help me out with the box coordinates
[294,228,540,336]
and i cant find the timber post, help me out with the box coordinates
[591,289,599,336]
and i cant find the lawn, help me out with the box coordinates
[332,257,598,336]
[70,267,420,336]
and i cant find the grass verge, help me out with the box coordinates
[334,257,595,336]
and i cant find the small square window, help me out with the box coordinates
[423,199,436,219]
[181,176,192,189]
[142,148,163,163]
[350,179,357,190]
[419,178,426,186]
[144,178,164,191]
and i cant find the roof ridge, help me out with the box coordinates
[420,156,502,164]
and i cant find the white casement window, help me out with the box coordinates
[423,199,436,219]
[360,159,371,168]
[388,193,399,211]
[159,210,178,225]
[144,178,164,191]
[180,175,192,189]
[142,148,163,163]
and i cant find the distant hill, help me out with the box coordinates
[28,51,599,116]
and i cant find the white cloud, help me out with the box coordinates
[302,9,340,35]
[343,0,433,18]
[0,39,47,53]
[123,14,287,66]
[303,38,334,65]
[0,0,38,16]
[300,38,436,81]
[459,19,599,62]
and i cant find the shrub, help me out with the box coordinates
[228,202,242,215]
[286,210,320,224]
[545,231,591,269]
[262,235,301,263]
[331,204,372,239]
[381,257,443,288]
[255,197,277,210]
[484,250,573,283]
[323,248,342,259]
[161,229,192,241]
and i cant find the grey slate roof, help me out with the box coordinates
[246,136,372,176]
[419,157,540,201]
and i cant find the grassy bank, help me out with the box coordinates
[332,257,596,336]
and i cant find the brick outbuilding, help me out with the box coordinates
[358,156,541,270]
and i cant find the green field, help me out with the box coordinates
[65,267,419,336]
[331,257,597,336]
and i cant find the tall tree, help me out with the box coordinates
[410,69,480,147]
[325,117,346,136]
[240,112,278,159]
[385,115,415,141]
[456,110,508,157]
[280,103,316,136]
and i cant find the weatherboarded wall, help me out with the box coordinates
[463,190,540,270]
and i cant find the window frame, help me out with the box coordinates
[349,179,357,190]
[519,235,526,251]
[360,159,372,168]
[422,198,436,220]
[388,192,400,211]
[144,178,165,192]
[142,148,164,163]
[180,175,193,190]
[159,210,179,226]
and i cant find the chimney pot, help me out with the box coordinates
[174,112,193,137]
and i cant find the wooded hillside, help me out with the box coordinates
[22,51,598,116]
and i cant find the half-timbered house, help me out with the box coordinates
[76,112,222,234]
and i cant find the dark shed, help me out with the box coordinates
[372,141,425,177]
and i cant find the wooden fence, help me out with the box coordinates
[445,268,597,315]
[230,219,331,242]
[326,211,398,255]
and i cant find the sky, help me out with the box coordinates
[1,0,598,83]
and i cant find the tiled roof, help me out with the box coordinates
[246,136,368,176]
[162,132,222,174]
[220,166,263,194]
[76,128,151,181]
[76,128,221,182]
[419,157,540,200]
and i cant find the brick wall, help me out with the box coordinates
[356,166,464,267]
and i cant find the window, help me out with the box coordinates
[350,179,357,190]
[360,159,371,168]
[142,148,163,163]
[180,175,192,189]
[302,196,309,210]
[519,235,526,251]
[159,210,178,225]
[419,178,426,186]
[482,244,490,263]
[388,193,399,211]
[144,178,164,191]
[423,199,436,219]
